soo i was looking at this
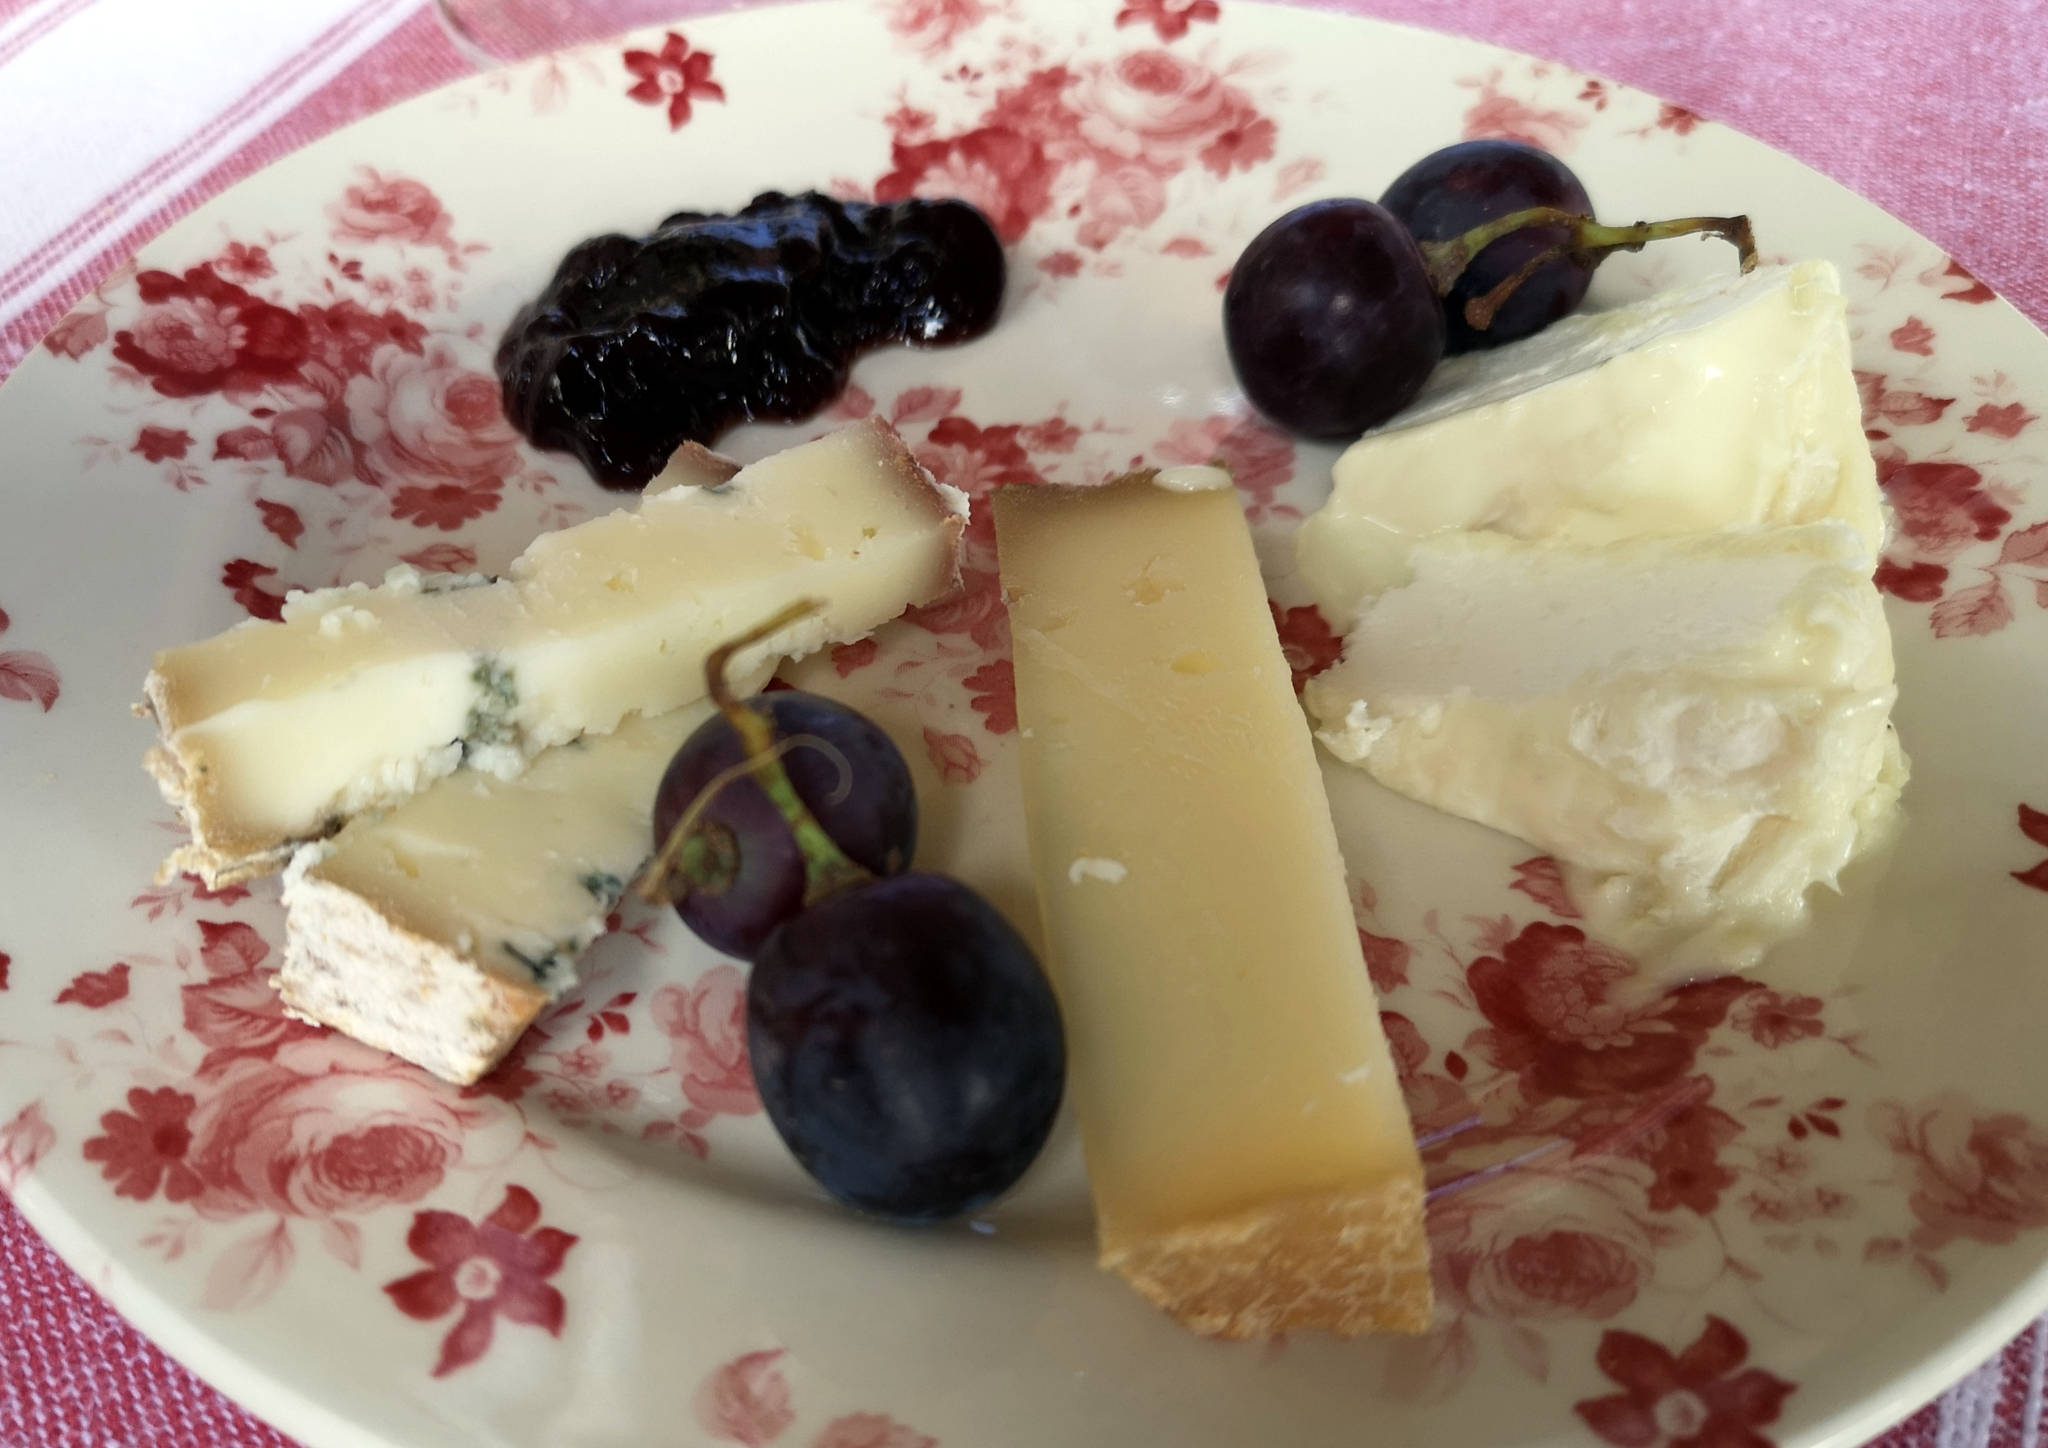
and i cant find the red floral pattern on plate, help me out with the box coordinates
[623,32,726,131]
[695,1349,940,1447]
[384,1184,576,1377]
[872,35,1284,251]
[1575,1316,1794,1448]
[0,599,60,713]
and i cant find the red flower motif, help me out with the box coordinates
[885,0,986,55]
[114,265,310,398]
[1652,101,1703,135]
[330,170,455,251]
[1199,115,1277,177]
[43,309,109,360]
[1967,401,2037,438]
[132,425,193,462]
[1115,0,1220,42]
[257,499,304,548]
[0,650,60,712]
[0,1102,54,1192]
[696,1349,794,1446]
[1467,924,1756,1102]
[1627,1084,1744,1215]
[916,417,1042,498]
[1937,257,1995,304]
[215,241,275,282]
[302,297,428,379]
[831,637,879,676]
[181,967,321,1078]
[964,658,1016,735]
[877,125,1058,243]
[1266,602,1343,693]
[1508,855,1583,918]
[924,727,985,784]
[1019,416,1081,452]
[1874,1094,2048,1250]
[903,567,1008,650]
[1889,317,1935,356]
[1879,459,2010,559]
[652,965,760,1118]
[1730,989,1824,1049]
[213,425,275,461]
[814,1414,937,1448]
[1931,577,2013,638]
[1433,1161,1657,1322]
[1575,1316,1794,1448]
[384,1184,576,1377]
[82,1088,202,1202]
[56,962,130,1008]
[1359,929,1410,993]
[390,477,504,530]
[1039,250,1084,278]
[1874,556,1948,602]
[346,338,523,491]
[186,1037,474,1218]
[1460,75,1584,153]
[400,542,479,574]
[623,32,726,131]
[221,559,287,622]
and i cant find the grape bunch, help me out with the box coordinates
[645,604,1065,1225]
[1223,139,1756,438]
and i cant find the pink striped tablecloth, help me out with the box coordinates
[1,0,2043,1444]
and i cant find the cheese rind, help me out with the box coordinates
[1304,525,1907,967]
[997,471,1430,1338]
[277,690,762,1083]
[1296,261,1883,626]
[143,421,963,885]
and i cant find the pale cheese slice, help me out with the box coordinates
[1295,260,1882,627]
[278,702,719,1084]
[996,470,1430,1339]
[1304,525,1907,969]
[142,420,964,885]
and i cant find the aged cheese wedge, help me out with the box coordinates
[142,420,964,885]
[279,699,732,1084]
[1304,524,1907,969]
[1295,260,1882,626]
[996,468,1430,1339]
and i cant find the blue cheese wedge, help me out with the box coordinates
[143,420,965,885]
[1295,261,1883,627]
[275,697,758,1084]
[1303,524,1906,968]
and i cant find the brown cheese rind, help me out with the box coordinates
[1102,1176,1433,1338]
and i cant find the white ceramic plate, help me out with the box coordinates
[4,2,2048,1444]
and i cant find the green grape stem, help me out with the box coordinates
[1418,206,1758,328]
[637,598,872,910]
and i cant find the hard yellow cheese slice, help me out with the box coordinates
[995,470,1431,1338]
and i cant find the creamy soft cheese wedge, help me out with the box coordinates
[1304,525,1907,967]
[1296,260,1882,626]
[278,698,744,1084]
[997,470,1430,1339]
[143,420,964,885]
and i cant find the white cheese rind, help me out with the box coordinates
[1296,261,1883,627]
[144,420,962,884]
[1304,526,1907,967]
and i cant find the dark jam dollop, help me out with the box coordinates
[496,190,1006,490]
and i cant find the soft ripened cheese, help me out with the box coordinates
[278,700,728,1084]
[143,420,964,885]
[996,471,1430,1339]
[1304,525,1907,968]
[1296,261,1882,626]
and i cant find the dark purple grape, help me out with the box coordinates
[747,873,1065,1224]
[1222,199,1446,439]
[1380,140,1595,354]
[652,691,916,960]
